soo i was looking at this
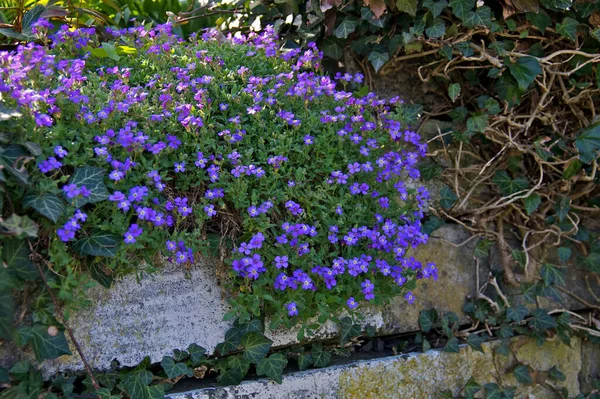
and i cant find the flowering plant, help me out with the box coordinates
[0,22,435,344]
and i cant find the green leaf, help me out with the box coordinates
[449,106,468,121]
[484,382,501,399]
[474,239,494,259]
[122,368,164,399]
[368,49,389,73]
[464,376,482,398]
[241,332,272,363]
[593,28,600,43]
[334,18,359,39]
[23,195,65,223]
[493,171,529,195]
[563,159,582,180]
[297,352,313,371]
[419,309,437,333]
[0,144,30,185]
[466,113,488,133]
[554,196,570,222]
[466,334,485,353]
[321,39,344,61]
[557,247,571,263]
[3,238,38,280]
[423,0,448,18]
[0,269,16,339]
[439,45,453,60]
[216,366,244,386]
[419,161,442,181]
[395,0,418,16]
[227,355,251,377]
[444,337,460,353]
[462,6,492,29]
[20,325,71,361]
[507,57,542,91]
[513,364,533,384]
[89,264,113,288]
[454,41,474,56]
[526,10,551,33]
[575,122,600,164]
[580,252,600,273]
[523,193,541,215]
[439,186,458,209]
[507,305,529,323]
[339,317,361,344]
[216,327,242,355]
[529,308,557,330]
[161,356,193,379]
[0,215,38,239]
[549,366,566,381]
[449,0,475,20]
[73,233,121,258]
[448,83,461,102]
[311,342,331,368]
[426,18,446,39]
[22,5,47,34]
[495,75,521,106]
[256,353,287,384]
[496,340,510,356]
[540,264,565,286]
[556,17,578,41]
[187,343,207,367]
[68,166,110,207]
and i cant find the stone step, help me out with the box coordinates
[166,336,586,399]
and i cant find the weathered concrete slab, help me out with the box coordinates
[167,337,582,399]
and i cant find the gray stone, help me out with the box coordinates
[167,336,583,399]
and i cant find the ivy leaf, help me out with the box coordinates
[216,364,244,385]
[89,264,113,288]
[73,232,121,258]
[556,17,578,41]
[466,113,488,133]
[122,368,164,399]
[540,264,565,286]
[449,0,475,20]
[425,18,446,39]
[444,337,460,353]
[216,327,242,355]
[439,186,458,209]
[423,0,448,18]
[523,193,541,215]
[21,5,47,36]
[513,364,533,384]
[580,252,600,273]
[554,196,570,222]
[448,83,461,102]
[227,355,251,377]
[419,309,437,333]
[563,158,582,180]
[256,353,287,384]
[19,325,71,361]
[464,377,482,398]
[3,238,38,281]
[484,383,501,399]
[466,334,485,353]
[241,332,272,363]
[507,57,542,91]
[549,366,566,381]
[23,195,65,223]
[333,18,359,39]
[574,122,600,164]
[462,6,492,29]
[160,356,193,379]
[419,161,442,181]
[507,305,529,323]
[0,215,38,239]
[0,144,31,185]
[0,269,16,339]
[321,38,344,61]
[68,166,110,207]
[493,171,529,196]
[311,342,332,368]
[557,247,571,263]
[474,239,494,259]
[529,308,557,331]
[339,317,361,344]
[236,319,264,336]
[368,49,389,73]
[187,343,207,367]
[395,0,418,16]
[526,10,551,32]
[292,352,310,372]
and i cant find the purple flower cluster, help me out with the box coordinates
[57,210,87,242]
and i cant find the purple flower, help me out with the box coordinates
[347,297,358,310]
[57,228,75,242]
[274,255,289,269]
[34,113,53,127]
[175,251,188,263]
[74,210,87,221]
[286,302,298,316]
[405,291,415,304]
[303,135,314,145]
[204,204,216,217]
[63,184,80,198]
[54,146,68,158]
[174,162,186,173]
[79,186,91,198]
[166,240,177,252]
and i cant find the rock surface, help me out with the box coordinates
[167,336,583,399]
